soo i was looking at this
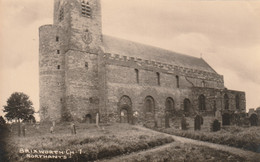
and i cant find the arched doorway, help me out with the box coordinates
[165,97,174,128]
[198,95,206,111]
[222,113,230,126]
[85,114,92,124]
[120,108,129,123]
[249,114,258,126]
[184,98,191,116]
[118,96,132,124]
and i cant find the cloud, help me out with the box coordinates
[0,59,39,117]
[211,46,260,85]
[103,0,260,49]
[2,0,53,27]
[0,0,52,118]
[1,0,52,69]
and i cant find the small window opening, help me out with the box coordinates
[59,7,64,22]
[60,98,63,102]
[57,65,60,69]
[56,36,59,42]
[85,62,88,69]
[57,50,60,54]
[176,75,180,88]
[135,69,139,84]
[202,81,206,87]
[156,72,160,86]
[89,97,93,103]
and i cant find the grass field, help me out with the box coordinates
[155,125,260,153]
[2,122,252,162]
[104,142,247,162]
[5,123,174,161]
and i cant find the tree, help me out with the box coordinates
[0,116,6,126]
[23,115,36,123]
[3,92,35,122]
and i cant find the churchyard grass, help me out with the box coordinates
[6,123,174,161]
[3,123,254,161]
[106,142,247,162]
[155,126,260,152]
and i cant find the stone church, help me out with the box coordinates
[39,0,246,127]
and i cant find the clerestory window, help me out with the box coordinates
[135,69,139,84]
[156,72,160,86]
[176,75,180,88]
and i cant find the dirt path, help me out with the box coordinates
[101,126,260,162]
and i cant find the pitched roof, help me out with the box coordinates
[101,35,217,73]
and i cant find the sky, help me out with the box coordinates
[1,0,260,119]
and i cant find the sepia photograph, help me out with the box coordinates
[1,0,260,161]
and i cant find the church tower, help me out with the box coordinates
[39,0,102,122]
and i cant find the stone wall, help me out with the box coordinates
[100,52,245,124]
[191,87,246,114]
[39,25,68,122]
[102,53,224,89]
[65,50,99,121]
[103,59,199,125]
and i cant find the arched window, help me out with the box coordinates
[184,98,191,113]
[224,94,229,110]
[145,96,155,113]
[236,95,240,110]
[176,75,179,88]
[198,95,206,111]
[165,97,175,115]
[165,97,174,128]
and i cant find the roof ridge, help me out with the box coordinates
[101,34,217,73]
[200,57,218,74]
[102,34,201,60]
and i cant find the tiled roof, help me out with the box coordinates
[101,35,217,73]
